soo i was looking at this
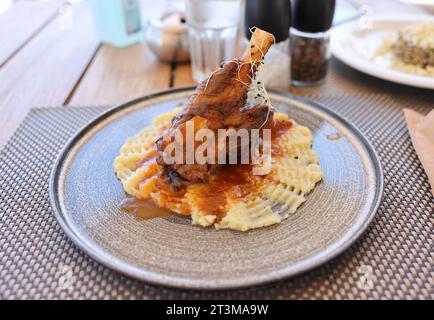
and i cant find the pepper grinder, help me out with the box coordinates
[290,0,336,86]
[244,0,291,90]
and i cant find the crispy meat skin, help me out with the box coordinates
[170,60,271,131]
[156,28,275,188]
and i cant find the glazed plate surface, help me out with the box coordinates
[50,88,383,289]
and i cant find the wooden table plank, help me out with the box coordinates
[0,1,99,146]
[173,63,196,88]
[68,43,171,106]
[0,0,60,67]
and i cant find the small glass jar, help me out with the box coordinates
[290,27,330,86]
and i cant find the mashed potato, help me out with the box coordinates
[114,109,323,231]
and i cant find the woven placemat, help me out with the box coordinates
[0,93,432,299]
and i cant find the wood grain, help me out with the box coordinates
[0,2,99,146]
[0,0,60,67]
[173,63,196,88]
[68,43,172,106]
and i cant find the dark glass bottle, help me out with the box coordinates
[244,0,291,43]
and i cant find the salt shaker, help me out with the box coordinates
[244,0,291,91]
[290,0,335,86]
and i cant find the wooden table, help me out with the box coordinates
[0,0,429,147]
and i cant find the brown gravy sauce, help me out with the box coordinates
[121,118,293,220]
[136,148,158,168]
[326,132,342,141]
[120,197,173,220]
[269,118,293,157]
[268,118,293,141]
[193,164,258,217]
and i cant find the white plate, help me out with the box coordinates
[400,0,434,14]
[331,15,434,89]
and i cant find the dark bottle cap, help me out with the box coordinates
[292,0,336,33]
[244,0,291,43]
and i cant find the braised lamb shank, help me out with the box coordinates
[156,28,275,188]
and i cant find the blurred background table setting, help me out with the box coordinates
[0,0,432,299]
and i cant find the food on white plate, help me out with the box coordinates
[375,22,434,77]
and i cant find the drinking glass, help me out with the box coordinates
[185,0,244,82]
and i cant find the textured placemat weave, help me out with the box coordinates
[0,93,432,299]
